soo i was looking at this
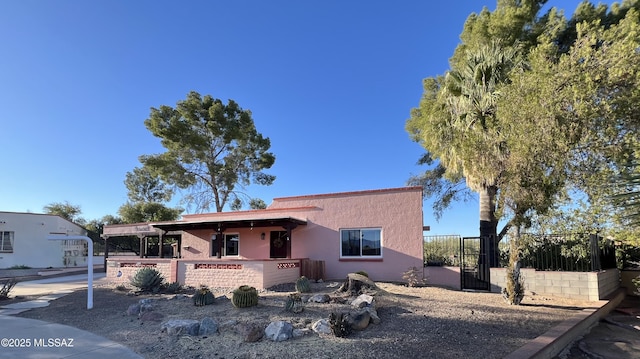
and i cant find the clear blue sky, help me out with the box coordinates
[0,1,613,236]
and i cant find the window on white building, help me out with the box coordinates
[340,228,382,258]
[0,231,14,253]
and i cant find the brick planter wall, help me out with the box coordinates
[106,257,301,290]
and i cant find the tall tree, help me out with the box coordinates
[118,202,182,223]
[43,201,86,225]
[407,0,639,265]
[407,1,547,266]
[125,167,173,203]
[141,91,275,212]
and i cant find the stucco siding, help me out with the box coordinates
[270,187,424,281]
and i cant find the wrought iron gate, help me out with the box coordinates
[460,236,490,291]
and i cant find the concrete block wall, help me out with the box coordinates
[105,258,172,285]
[490,268,620,301]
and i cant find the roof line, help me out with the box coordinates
[272,186,423,201]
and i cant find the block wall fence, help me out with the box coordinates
[489,268,620,301]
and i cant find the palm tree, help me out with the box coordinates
[440,41,523,266]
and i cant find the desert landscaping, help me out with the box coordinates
[10,275,598,359]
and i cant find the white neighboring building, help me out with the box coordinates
[0,211,88,269]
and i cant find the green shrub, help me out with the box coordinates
[231,285,258,308]
[8,265,31,269]
[632,275,640,296]
[295,276,311,293]
[193,286,215,306]
[165,281,182,294]
[130,267,164,292]
[114,284,128,292]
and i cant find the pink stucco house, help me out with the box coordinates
[104,186,424,289]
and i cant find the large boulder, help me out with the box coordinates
[311,319,332,335]
[235,322,263,342]
[351,294,374,308]
[161,319,200,336]
[264,321,293,342]
[198,317,219,336]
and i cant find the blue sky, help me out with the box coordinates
[0,1,613,236]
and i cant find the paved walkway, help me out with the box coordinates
[0,272,143,359]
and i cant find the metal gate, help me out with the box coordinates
[460,236,490,291]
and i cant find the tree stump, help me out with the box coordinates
[335,273,379,296]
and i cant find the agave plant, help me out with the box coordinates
[130,267,164,292]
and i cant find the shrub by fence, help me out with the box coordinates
[504,233,617,272]
[423,235,461,266]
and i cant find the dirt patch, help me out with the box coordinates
[15,282,597,359]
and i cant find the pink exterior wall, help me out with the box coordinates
[268,187,424,282]
[111,187,425,287]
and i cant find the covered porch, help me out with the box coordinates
[103,211,325,289]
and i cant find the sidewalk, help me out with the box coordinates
[0,273,143,359]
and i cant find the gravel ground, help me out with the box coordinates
[13,281,597,359]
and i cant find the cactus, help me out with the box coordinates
[130,267,164,292]
[329,312,351,337]
[284,293,304,313]
[231,285,258,308]
[295,276,311,293]
[193,286,215,306]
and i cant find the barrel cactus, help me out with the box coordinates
[295,276,311,293]
[130,267,164,292]
[193,286,215,306]
[284,293,304,313]
[231,285,258,308]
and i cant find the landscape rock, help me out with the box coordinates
[235,322,263,342]
[308,294,331,303]
[198,317,219,336]
[351,294,374,308]
[346,309,371,330]
[311,319,332,335]
[161,319,200,336]
[126,304,140,316]
[292,328,308,338]
[139,311,164,322]
[364,307,381,324]
[264,321,293,342]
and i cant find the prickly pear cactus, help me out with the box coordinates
[284,293,304,313]
[231,285,258,308]
[193,286,215,306]
[295,276,311,293]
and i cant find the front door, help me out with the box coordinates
[270,231,288,258]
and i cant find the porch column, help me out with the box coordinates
[138,235,145,258]
[214,225,225,259]
[159,232,164,258]
[102,235,109,271]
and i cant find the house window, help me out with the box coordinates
[211,233,239,256]
[0,231,14,253]
[340,228,381,258]
[225,234,239,256]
